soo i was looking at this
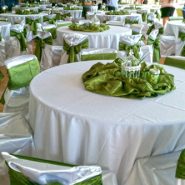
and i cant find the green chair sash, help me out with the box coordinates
[7,58,40,90]
[119,43,140,59]
[125,17,139,24]
[164,57,185,69]
[81,52,117,61]
[64,39,89,63]
[147,36,160,62]
[178,31,185,56]
[7,154,103,185]
[176,149,185,179]
[35,35,53,61]
[26,17,41,35]
[44,27,57,39]
[82,58,175,97]
[141,12,147,22]
[56,13,71,20]
[43,16,56,24]
[10,30,27,51]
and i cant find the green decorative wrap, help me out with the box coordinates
[82,59,175,98]
[119,43,140,59]
[44,27,57,39]
[34,36,53,61]
[176,149,185,179]
[8,58,40,90]
[64,39,89,63]
[178,31,185,56]
[142,12,147,22]
[147,24,155,35]
[147,36,160,62]
[7,154,103,185]
[81,53,117,61]
[26,17,41,35]
[10,30,27,51]
[56,13,71,20]
[57,22,71,28]
[125,18,139,24]
[155,11,161,20]
[165,57,185,69]
[43,16,56,24]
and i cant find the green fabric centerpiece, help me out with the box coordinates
[106,10,130,15]
[82,58,175,98]
[69,23,109,32]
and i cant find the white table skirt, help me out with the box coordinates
[30,60,185,185]
[0,22,11,39]
[0,13,47,24]
[63,10,82,19]
[56,26,132,49]
[164,21,185,39]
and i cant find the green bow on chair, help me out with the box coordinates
[178,31,185,56]
[7,57,40,90]
[64,39,89,63]
[119,43,140,59]
[44,27,57,39]
[125,18,139,24]
[55,13,71,20]
[26,17,41,35]
[147,36,160,62]
[10,30,27,51]
[43,16,56,24]
[176,149,185,179]
[141,12,147,22]
[6,154,103,185]
[34,35,53,61]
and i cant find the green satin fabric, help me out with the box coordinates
[176,149,185,179]
[8,58,40,90]
[81,53,117,61]
[43,17,56,24]
[26,17,41,35]
[7,154,102,185]
[0,34,1,41]
[147,36,160,63]
[141,12,147,22]
[34,36,53,61]
[125,18,139,24]
[57,23,72,28]
[119,43,140,59]
[44,27,57,39]
[164,57,185,69]
[82,58,175,97]
[147,24,155,35]
[179,31,185,56]
[64,39,89,63]
[10,30,27,51]
[56,13,71,20]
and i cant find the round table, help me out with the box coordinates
[164,21,185,39]
[0,21,11,39]
[63,10,83,19]
[56,26,132,49]
[0,13,47,24]
[30,60,185,185]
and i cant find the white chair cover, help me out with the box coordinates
[120,34,142,46]
[160,35,176,57]
[140,45,153,64]
[0,40,6,66]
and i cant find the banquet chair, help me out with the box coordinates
[2,152,118,185]
[163,56,185,69]
[0,35,6,66]
[125,151,180,185]
[5,24,27,59]
[176,149,185,185]
[80,48,118,61]
[3,55,40,115]
[0,113,33,185]
[60,33,89,64]
[43,14,56,24]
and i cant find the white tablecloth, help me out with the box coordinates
[0,13,47,24]
[63,10,82,19]
[0,22,11,39]
[56,26,132,49]
[30,60,185,185]
[164,21,185,39]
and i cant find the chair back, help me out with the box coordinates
[164,56,185,69]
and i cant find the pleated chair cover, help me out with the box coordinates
[2,153,118,185]
[164,56,185,69]
[3,55,40,115]
[125,150,181,185]
[80,48,118,61]
[0,113,33,185]
[160,35,176,57]
[0,38,6,66]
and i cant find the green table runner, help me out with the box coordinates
[82,58,175,98]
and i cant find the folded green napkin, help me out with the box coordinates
[82,58,175,98]
[7,154,102,185]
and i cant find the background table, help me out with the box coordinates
[63,10,82,19]
[30,60,185,185]
[164,21,185,39]
[56,26,132,49]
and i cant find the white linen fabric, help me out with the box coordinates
[63,10,82,19]
[164,21,185,39]
[0,40,6,66]
[57,26,132,49]
[0,22,11,40]
[30,60,185,185]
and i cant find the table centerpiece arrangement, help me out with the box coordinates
[69,22,110,32]
[82,57,175,98]
[106,10,130,15]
